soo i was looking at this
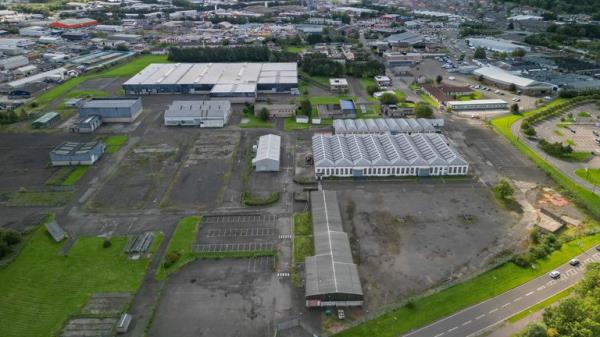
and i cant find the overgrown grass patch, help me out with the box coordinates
[243,191,280,206]
[0,224,157,337]
[45,166,89,186]
[335,233,600,337]
[102,135,128,154]
[284,117,311,131]
[575,168,600,187]
[62,166,90,185]
[156,216,201,280]
[0,189,76,207]
[241,112,274,128]
[292,212,313,287]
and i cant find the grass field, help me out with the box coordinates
[0,225,159,337]
[575,168,600,187]
[292,212,313,287]
[241,112,274,128]
[507,287,573,323]
[490,99,600,218]
[102,135,128,154]
[64,90,107,100]
[284,117,311,131]
[62,166,90,185]
[285,46,306,54]
[156,216,201,280]
[336,233,600,337]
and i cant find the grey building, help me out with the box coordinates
[334,118,443,134]
[32,112,60,129]
[79,98,143,122]
[252,134,280,172]
[71,115,102,133]
[49,141,105,166]
[164,100,231,127]
[305,190,363,307]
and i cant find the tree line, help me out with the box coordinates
[168,46,297,63]
[300,53,385,78]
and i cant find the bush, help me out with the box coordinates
[512,254,530,268]
[0,229,21,246]
[366,84,379,95]
[0,240,10,259]
[163,251,181,268]
[102,239,112,248]
[379,92,399,105]
[539,139,572,157]
[413,102,433,118]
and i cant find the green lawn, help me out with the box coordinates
[490,99,600,218]
[336,233,600,337]
[419,91,439,108]
[359,77,376,91]
[557,151,591,162]
[284,117,311,131]
[285,46,306,54]
[62,166,90,185]
[0,224,159,337]
[156,216,201,280]
[454,92,482,101]
[309,96,354,105]
[575,168,600,187]
[507,287,573,323]
[98,54,168,78]
[241,113,274,128]
[64,89,107,100]
[103,135,128,154]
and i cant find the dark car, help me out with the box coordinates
[569,259,580,266]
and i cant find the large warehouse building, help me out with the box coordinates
[122,63,298,97]
[447,99,508,111]
[49,141,105,166]
[164,100,231,127]
[473,66,555,96]
[252,134,281,172]
[334,118,443,134]
[312,133,468,178]
[79,98,143,122]
[306,190,363,307]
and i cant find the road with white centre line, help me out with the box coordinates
[402,245,600,337]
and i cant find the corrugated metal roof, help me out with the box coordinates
[252,134,280,164]
[334,118,442,134]
[82,98,140,109]
[164,100,230,119]
[305,190,363,298]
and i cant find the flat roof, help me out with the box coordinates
[164,100,230,118]
[82,98,140,108]
[33,111,59,124]
[51,141,102,156]
[124,62,298,87]
[447,99,508,106]
[334,118,441,134]
[474,66,553,89]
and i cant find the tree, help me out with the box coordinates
[511,103,520,114]
[509,83,517,92]
[341,14,351,24]
[379,92,399,105]
[366,84,379,96]
[413,102,433,118]
[515,322,548,337]
[258,107,270,121]
[493,179,514,200]
[299,99,312,116]
[474,47,487,59]
[0,229,21,246]
[512,48,526,58]
[435,75,443,84]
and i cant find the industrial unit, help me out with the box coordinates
[312,133,468,178]
[252,134,281,172]
[466,38,531,53]
[473,66,555,96]
[305,190,363,307]
[71,115,102,133]
[334,118,443,134]
[446,99,508,111]
[31,112,60,129]
[49,141,105,166]
[79,98,143,122]
[164,100,231,127]
[122,63,298,96]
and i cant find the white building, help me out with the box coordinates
[164,100,231,127]
[0,55,28,70]
[330,78,349,92]
[313,133,468,178]
[252,134,281,172]
[19,26,51,37]
[467,38,531,53]
[446,99,508,111]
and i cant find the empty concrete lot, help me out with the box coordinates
[194,214,278,252]
[148,258,294,337]
[329,179,520,310]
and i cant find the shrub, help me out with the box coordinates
[0,229,21,246]
[379,92,399,105]
[163,251,181,268]
[413,102,433,118]
[102,239,112,248]
[366,84,379,95]
[0,240,9,259]
[512,254,530,268]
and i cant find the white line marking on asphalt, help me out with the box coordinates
[537,286,546,291]
[448,327,458,332]
[434,333,445,337]
[476,314,485,320]
[526,291,534,296]
[502,303,510,308]
[489,309,498,314]
[514,297,522,302]
[462,320,472,326]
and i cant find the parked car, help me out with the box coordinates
[569,259,580,266]
[549,270,561,279]
[596,245,600,252]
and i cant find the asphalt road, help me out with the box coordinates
[402,245,600,337]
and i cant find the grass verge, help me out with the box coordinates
[102,135,128,154]
[62,166,90,185]
[0,223,158,337]
[575,168,600,187]
[0,189,76,207]
[292,212,313,287]
[156,216,201,281]
[335,233,600,337]
[507,287,573,323]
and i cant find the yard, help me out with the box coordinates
[0,223,159,337]
[336,233,600,337]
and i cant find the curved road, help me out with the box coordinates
[510,119,600,197]
[403,245,600,337]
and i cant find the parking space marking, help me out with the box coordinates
[514,297,522,302]
[502,303,510,308]
[526,291,534,297]
[537,286,546,291]
[448,327,458,332]
[434,333,445,337]
[475,314,485,320]
[489,309,498,314]
[462,320,472,326]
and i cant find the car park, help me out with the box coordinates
[549,270,561,279]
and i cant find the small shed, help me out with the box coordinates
[71,115,102,133]
[252,134,281,172]
[45,219,67,242]
[32,112,60,129]
[116,313,132,334]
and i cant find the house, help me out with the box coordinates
[330,78,349,92]
[49,141,105,166]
